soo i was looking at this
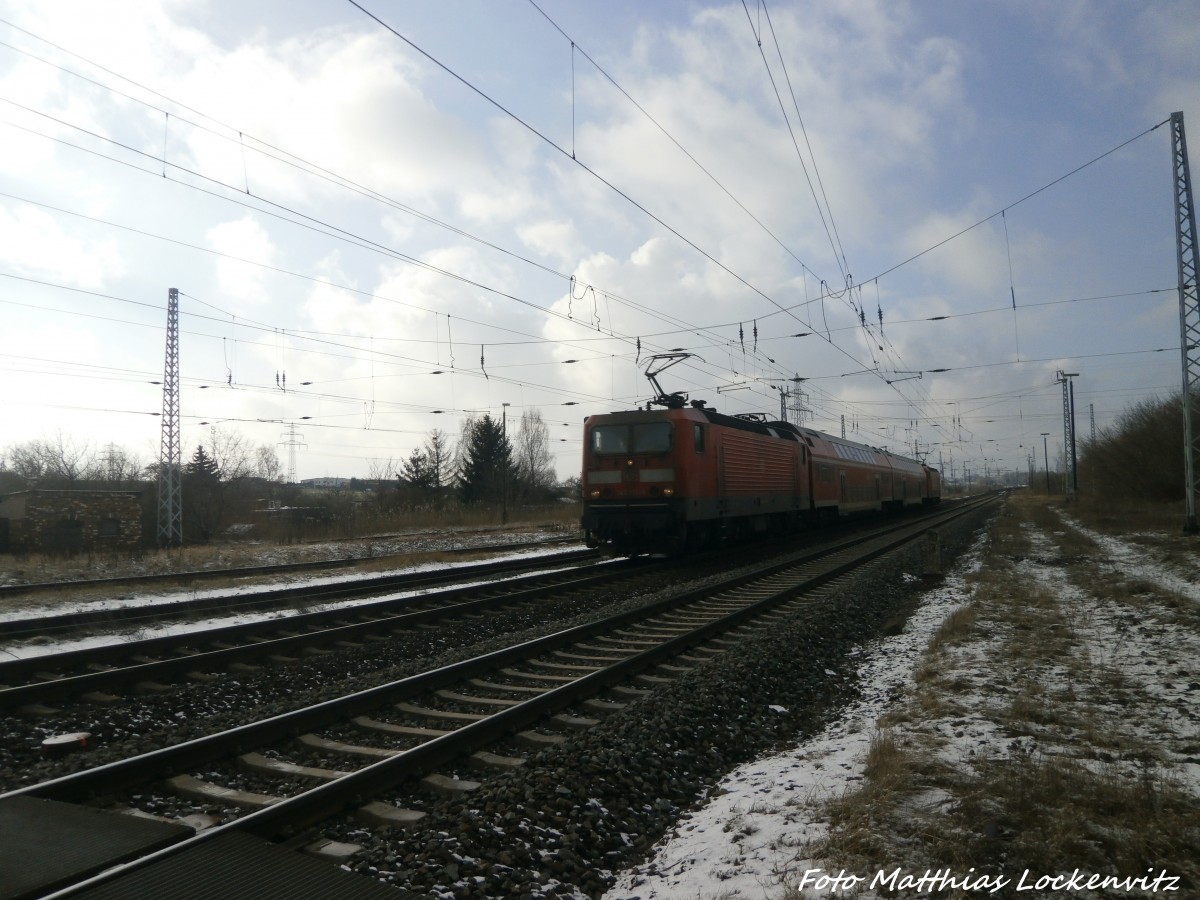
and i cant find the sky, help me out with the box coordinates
[1,0,1197,484]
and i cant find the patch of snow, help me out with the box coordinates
[602,533,989,899]
[0,547,604,660]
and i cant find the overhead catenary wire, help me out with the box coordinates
[0,14,1180,471]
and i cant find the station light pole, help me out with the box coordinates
[1041,433,1051,494]
[501,403,510,525]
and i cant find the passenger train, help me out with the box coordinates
[581,356,940,554]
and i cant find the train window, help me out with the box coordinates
[591,426,629,454]
[632,422,673,453]
[694,424,705,452]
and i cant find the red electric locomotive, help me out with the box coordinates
[581,354,940,553]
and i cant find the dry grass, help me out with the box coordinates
[799,493,1200,892]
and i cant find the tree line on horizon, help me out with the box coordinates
[0,408,575,546]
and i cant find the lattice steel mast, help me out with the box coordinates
[156,288,183,546]
[1172,112,1199,533]
[1056,370,1078,499]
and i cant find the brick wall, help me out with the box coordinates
[1,490,143,555]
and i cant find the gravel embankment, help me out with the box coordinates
[324,506,994,899]
[0,506,993,899]
[0,558,688,790]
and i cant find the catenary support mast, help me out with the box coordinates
[157,288,183,547]
[1171,111,1199,533]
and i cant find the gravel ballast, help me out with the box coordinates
[324,506,995,898]
[0,506,994,898]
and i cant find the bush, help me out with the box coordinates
[1078,394,1192,502]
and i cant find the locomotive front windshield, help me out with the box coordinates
[591,422,673,454]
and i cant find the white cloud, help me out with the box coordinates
[0,204,126,288]
[206,216,276,305]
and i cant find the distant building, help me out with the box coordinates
[0,489,143,555]
[299,477,350,489]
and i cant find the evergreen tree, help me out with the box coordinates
[185,445,220,481]
[457,414,513,505]
[401,448,437,489]
[183,445,222,542]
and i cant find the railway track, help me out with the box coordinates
[0,552,637,709]
[0,495,996,898]
[0,545,596,641]
[0,534,580,600]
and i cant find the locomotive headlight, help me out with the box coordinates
[662,487,674,496]
[589,489,602,498]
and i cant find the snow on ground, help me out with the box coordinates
[601,536,990,899]
[0,544,596,661]
[603,509,1200,899]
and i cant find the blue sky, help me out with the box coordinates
[1,0,1196,483]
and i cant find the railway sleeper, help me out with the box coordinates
[421,772,482,796]
[499,667,577,684]
[18,702,59,717]
[514,730,567,749]
[525,659,602,674]
[394,701,486,723]
[553,713,600,730]
[610,685,651,698]
[467,750,526,772]
[238,751,349,781]
[305,838,364,863]
[679,647,725,660]
[122,806,220,833]
[356,801,426,829]
[82,691,122,704]
[656,663,694,674]
[296,733,398,759]
[635,672,674,685]
[133,680,173,694]
[592,635,660,646]
[583,698,626,712]
[166,773,282,810]
[436,689,522,708]
[467,678,553,695]
[353,715,451,739]
[614,626,685,638]
[552,649,624,662]
[568,644,636,657]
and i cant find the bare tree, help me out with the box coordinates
[5,431,95,485]
[205,426,254,483]
[513,409,556,499]
[423,429,453,488]
[451,414,478,487]
[97,443,144,486]
[368,457,399,483]
[254,444,283,483]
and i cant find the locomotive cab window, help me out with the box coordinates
[693,424,705,452]
[591,422,673,455]
[591,426,629,454]
[632,422,673,453]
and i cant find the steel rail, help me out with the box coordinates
[31,495,997,899]
[8,495,992,805]
[0,546,595,639]
[0,556,644,706]
[0,536,581,599]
